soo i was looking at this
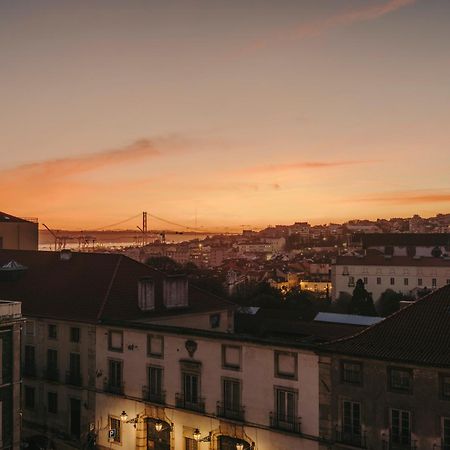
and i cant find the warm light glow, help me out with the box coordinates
[236,444,244,450]
[120,411,128,423]
[193,429,201,441]
[155,421,163,432]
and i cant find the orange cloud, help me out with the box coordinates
[238,0,415,55]
[355,191,450,204]
[240,159,374,175]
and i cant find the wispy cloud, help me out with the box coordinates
[240,159,375,175]
[238,0,415,55]
[355,190,450,204]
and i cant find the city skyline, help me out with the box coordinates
[1,0,450,229]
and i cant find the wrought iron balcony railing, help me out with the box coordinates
[142,386,166,405]
[335,425,367,448]
[175,393,205,413]
[103,379,124,395]
[65,371,82,387]
[269,412,301,434]
[216,402,245,422]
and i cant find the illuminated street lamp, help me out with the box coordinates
[120,411,128,422]
[236,444,244,450]
[193,429,202,441]
[155,421,163,432]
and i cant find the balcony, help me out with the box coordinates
[22,364,36,378]
[142,386,166,405]
[382,441,417,450]
[65,371,82,387]
[103,380,124,395]
[335,426,367,448]
[216,402,245,422]
[269,412,301,434]
[433,443,450,450]
[175,393,205,413]
[44,367,59,382]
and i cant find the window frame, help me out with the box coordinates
[70,327,80,343]
[341,360,363,386]
[109,416,122,444]
[440,374,450,401]
[147,334,164,359]
[48,324,58,340]
[108,330,124,353]
[388,367,413,394]
[222,344,242,371]
[274,351,298,380]
[47,391,58,414]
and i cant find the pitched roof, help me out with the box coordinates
[0,249,234,324]
[335,254,450,267]
[0,211,35,223]
[323,284,450,367]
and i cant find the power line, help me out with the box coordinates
[146,212,207,232]
[87,214,142,231]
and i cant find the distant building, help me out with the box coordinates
[332,254,450,301]
[0,211,38,250]
[0,298,22,450]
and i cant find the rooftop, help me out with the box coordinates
[0,211,37,224]
[323,284,450,367]
[335,254,450,267]
[354,233,450,248]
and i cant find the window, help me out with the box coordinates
[147,334,164,358]
[348,276,355,287]
[70,327,80,343]
[183,372,200,404]
[68,353,82,386]
[109,417,121,444]
[138,279,155,311]
[108,359,123,393]
[341,361,362,385]
[418,278,423,286]
[342,400,361,438]
[342,266,349,276]
[222,345,241,370]
[377,277,381,285]
[47,349,58,381]
[275,351,297,379]
[24,345,36,376]
[108,330,123,352]
[222,378,242,417]
[440,374,450,400]
[389,367,412,393]
[146,366,163,402]
[24,386,35,409]
[209,313,221,329]
[48,392,58,414]
[390,277,395,285]
[275,388,297,424]
[48,324,57,340]
[404,278,408,286]
[363,277,368,285]
[432,278,437,288]
[390,409,411,446]
[443,417,450,449]
[447,279,450,285]
[25,321,35,336]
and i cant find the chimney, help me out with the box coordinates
[163,275,188,308]
[138,278,155,311]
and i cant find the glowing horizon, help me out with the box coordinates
[1,0,449,228]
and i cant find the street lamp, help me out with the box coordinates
[236,444,244,450]
[193,429,202,441]
[120,411,128,422]
[155,421,163,432]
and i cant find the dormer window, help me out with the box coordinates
[138,279,155,311]
[163,276,188,308]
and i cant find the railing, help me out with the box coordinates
[103,380,124,395]
[175,393,205,413]
[22,364,36,377]
[269,412,301,434]
[335,425,367,448]
[44,368,59,382]
[382,439,417,450]
[433,442,450,450]
[65,371,82,387]
[216,402,245,422]
[142,386,166,405]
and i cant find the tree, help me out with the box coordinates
[349,279,377,316]
[146,256,181,273]
[332,292,352,314]
[376,289,403,317]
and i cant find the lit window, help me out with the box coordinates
[109,417,121,443]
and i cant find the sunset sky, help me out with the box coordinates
[1,0,449,230]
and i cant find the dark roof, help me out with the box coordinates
[0,249,234,324]
[335,254,450,267]
[0,211,35,223]
[354,233,450,248]
[323,284,450,367]
[236,309,365,344]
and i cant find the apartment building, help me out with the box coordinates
[95,322,320,450]
[0,298,22,450]
[0,249,234,449]
[320,284,450,449]
[332,255,450,301]
[0,212,38,251]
